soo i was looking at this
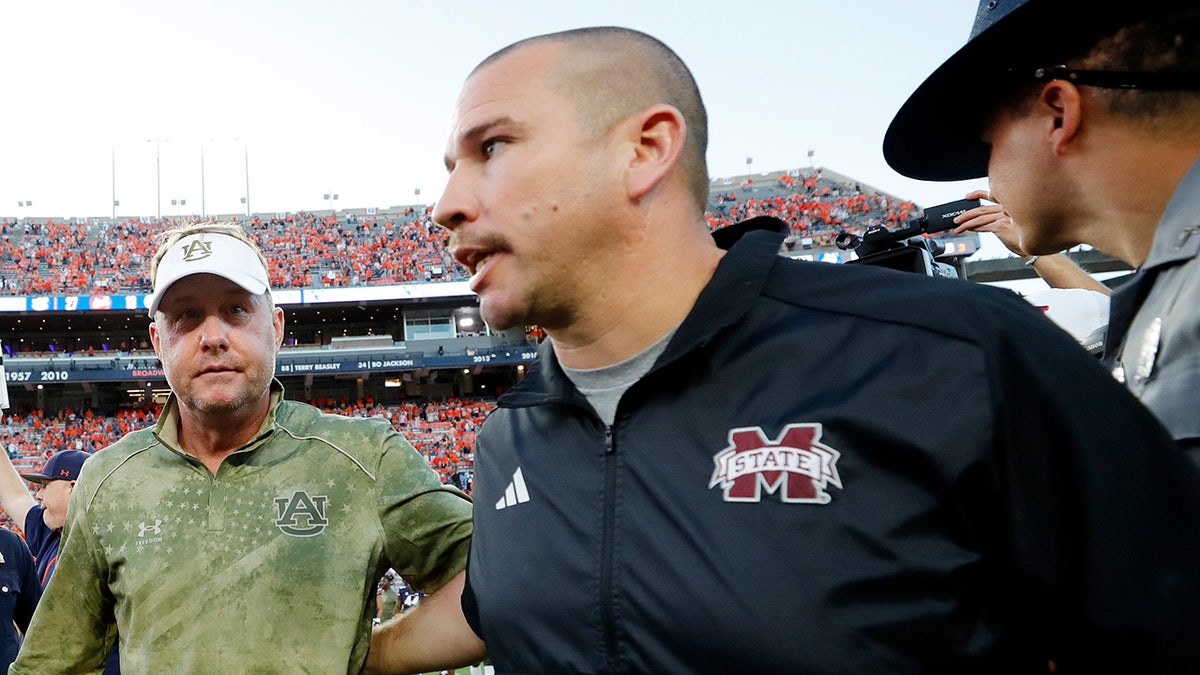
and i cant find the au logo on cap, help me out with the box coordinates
[180,239,213,262]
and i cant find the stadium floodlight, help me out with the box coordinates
[242,139,251,217]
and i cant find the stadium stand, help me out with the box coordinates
[0,168,915,297]
[0,207,462,296]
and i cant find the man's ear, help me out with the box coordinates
[625,104,687,201]
[1040,80,1083,157]
[273,306,285,350]
[149,319,162,357]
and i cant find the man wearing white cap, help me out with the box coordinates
[13,223,474,673]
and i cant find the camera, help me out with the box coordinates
[835,198,980,279]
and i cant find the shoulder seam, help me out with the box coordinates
[84,440,160,511]
[273,423,377,481]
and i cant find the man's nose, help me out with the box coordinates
[198,314,231,350]
[432,168,478,233]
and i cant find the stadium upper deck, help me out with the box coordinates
[0,167,919,298]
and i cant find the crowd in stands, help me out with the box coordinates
[706,170,918,250]
[0,169,917,296]
[0,396,492,532]
[0,207,461,297]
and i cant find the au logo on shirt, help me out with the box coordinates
[274,491,330,537]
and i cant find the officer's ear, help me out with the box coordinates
[1039,80,1083,158]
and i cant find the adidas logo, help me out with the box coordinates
[495,467,530,510]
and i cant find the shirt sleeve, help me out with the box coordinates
[11,489,116,674]
[376,429,473,594]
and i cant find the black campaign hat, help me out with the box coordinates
[883,0,1188,182]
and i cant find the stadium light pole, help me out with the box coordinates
[241,139,251,217]
[111,145,117,219]
[200,143,207,219]
[155,139,162,220]
[808,148,815,170]
[746,156,753,179]
[324,192,339,212]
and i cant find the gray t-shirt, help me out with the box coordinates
[559,327,678,426]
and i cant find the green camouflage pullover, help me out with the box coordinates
[12,387,473,674]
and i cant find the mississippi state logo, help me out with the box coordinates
[273,491,330,537]
[708,423,842,504]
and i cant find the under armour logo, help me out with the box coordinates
[138,519,163,538]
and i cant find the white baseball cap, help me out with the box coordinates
[146,231,271,317]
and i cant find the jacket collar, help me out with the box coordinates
[501,220,786,405]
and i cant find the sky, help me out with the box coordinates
[1,1,991,229]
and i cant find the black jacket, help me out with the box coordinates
[0,527,40,671]
[464,226,1200,674]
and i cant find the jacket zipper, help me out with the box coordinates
[600,424,620,671]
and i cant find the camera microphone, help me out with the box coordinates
[914,198,980,235]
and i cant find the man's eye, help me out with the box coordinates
[483,139,508,158]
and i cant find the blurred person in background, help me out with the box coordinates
[0,526,39,672]
[0,449,120,673]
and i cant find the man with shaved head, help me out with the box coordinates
[473,26,711,215]
[367,26,1200,674]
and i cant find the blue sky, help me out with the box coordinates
[1,1,989,222]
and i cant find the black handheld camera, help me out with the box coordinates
[834,198,980,279]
